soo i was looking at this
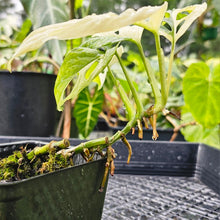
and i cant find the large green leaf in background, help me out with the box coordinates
[183,62,220,128]
[181,107,220,149]
[20,0,69,64]
[74,87,104,138]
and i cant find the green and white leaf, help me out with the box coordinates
[183,62,220,128]
[7,4,166,71]
[160,3,207,44]
[74,87,104,138]
[20,0,69,64]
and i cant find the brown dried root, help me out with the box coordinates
[143,117,149,129]
[121,133,132,164]
[149,114,159,140]
[99,145,116,192]
[137,119,143,140]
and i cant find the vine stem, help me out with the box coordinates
[135,41,164,114]
[115,52,143,118]
[166,44,175,96]
[60,51,146,156]
[154,32,167,106]
[107,66,135,121]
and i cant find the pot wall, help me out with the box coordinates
[0,71,58,136]
[0,141,108,219]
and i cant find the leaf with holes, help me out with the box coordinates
[160,3,207,44]
[183,62,220,128]
[74,87,104,138]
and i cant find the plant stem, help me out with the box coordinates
[166,44,175,96]
[27,139,70,160]
[135,41,164,114]
[60,114,138,156]
[107,66,135,121]
[154,32,167,105]
[69,0,75,20]
[115,52,143,118]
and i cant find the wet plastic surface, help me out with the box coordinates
[0,136,219,219]
[103,175,220,220]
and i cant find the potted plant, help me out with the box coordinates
[1,2,208,219]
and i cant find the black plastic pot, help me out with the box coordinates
[0,71,58,137]
[0,140,108,220]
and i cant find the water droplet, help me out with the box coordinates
[177,155,182,160]
[81,168,84,176]
[152,150,155,154]
[147,156,151,160]
[20,114,25,118]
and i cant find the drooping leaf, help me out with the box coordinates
[160,3,207,44]
[55,38,118,111]
[183,62,220,128]
[7,4,166,70]
[54,47,101,111]
[20,0,69,64]
[74,87,104,138]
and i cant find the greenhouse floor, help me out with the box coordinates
[102,174,220,220]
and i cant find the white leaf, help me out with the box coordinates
[118,25,144,43]
[7,4,167,71]
[135,2,168,33]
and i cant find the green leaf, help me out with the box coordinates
[15,19,32,43]
[81,35,125,49]
[54,47,101,111]
[181,109,220,149]
[20,0,69,64]
[183,62,220,128]
[160,3,207,43]
[55,41,118,111]
[74,87,104,138]
[75,0,84,11]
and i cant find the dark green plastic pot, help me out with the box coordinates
[0,141,108,220]
[202,27,218,41]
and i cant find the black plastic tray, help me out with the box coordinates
[0,136,219,219]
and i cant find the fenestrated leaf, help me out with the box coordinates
[183,62,220,128]
[160,3,207,43]
[7,4,166,70]
[74,87,104,138]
